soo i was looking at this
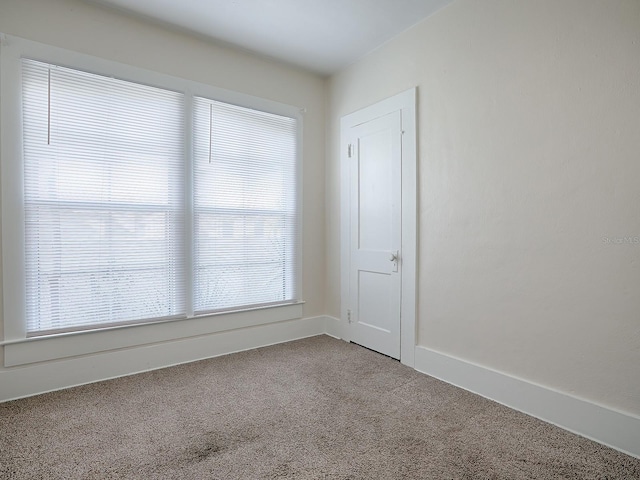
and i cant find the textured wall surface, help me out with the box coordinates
[328,0,640,414]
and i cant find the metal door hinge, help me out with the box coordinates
[347,309,353,323]
[347,144,353,158]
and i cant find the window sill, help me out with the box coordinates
[3,302,304,367]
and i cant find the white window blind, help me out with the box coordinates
[22,59,185,334]
[193,97,299,314]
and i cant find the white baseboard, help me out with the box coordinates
[0,316,325,403]
[415,345,640,459]
[323,315,346,340]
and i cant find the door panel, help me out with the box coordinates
[349,110,402,359]
[357,127,393,252]
[358,270,392,331]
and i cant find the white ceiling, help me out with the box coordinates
[90,0,454,75]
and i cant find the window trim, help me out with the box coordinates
[3,302,304,366]
[0,34,304,365]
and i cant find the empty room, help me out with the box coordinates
[0,0,639,478]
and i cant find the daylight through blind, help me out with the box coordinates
[22,59,185,334]
[193,97,299,314]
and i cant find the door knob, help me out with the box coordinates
[389,251,398,262]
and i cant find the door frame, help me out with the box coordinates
[340,87,417,367]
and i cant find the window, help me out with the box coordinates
[22,60,186,334]
[193,98,298,314]
[1,37,301,341]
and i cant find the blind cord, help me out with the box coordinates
[47,68,51,145]
[208,104,212,164]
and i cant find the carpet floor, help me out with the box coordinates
[1,335,638,479]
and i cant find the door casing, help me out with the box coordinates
[339,88,417,367]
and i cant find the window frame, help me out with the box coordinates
[21,58,188,334]
[191,95,300,315]
[0,34,304,366]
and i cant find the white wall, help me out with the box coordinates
[327,0,640,416]
[0,0,326,396]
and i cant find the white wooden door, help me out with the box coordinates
[347,110,402,359]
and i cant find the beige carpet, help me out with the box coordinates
[1,335,638,479]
